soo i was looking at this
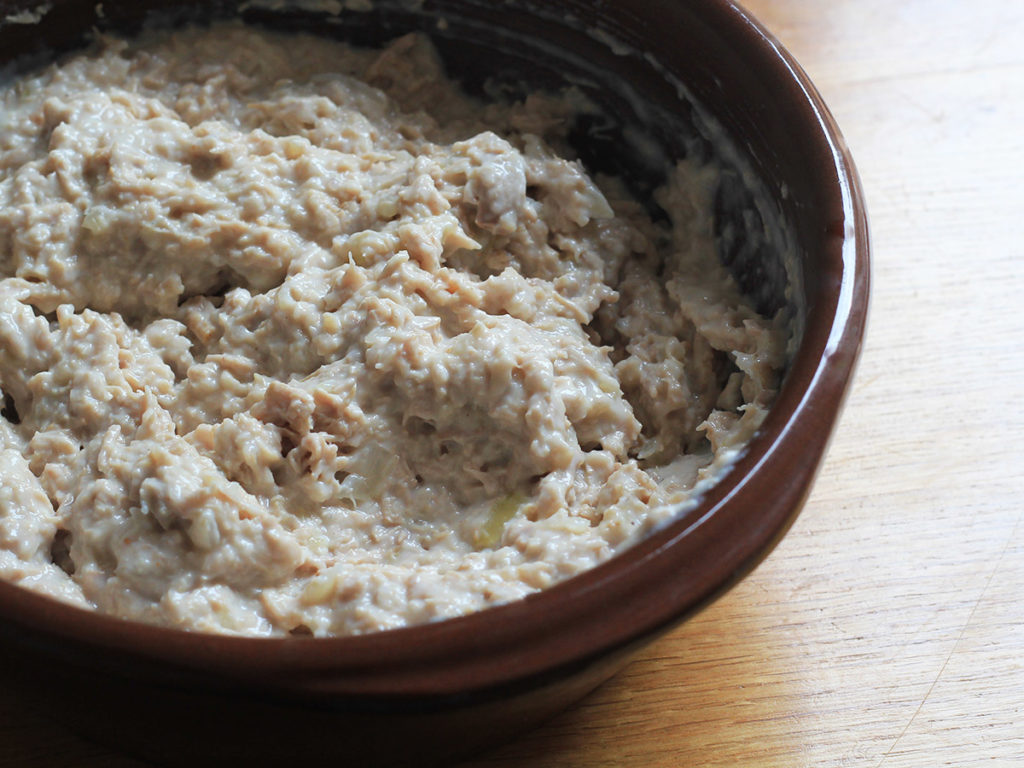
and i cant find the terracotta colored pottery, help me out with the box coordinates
[0,1,869,765]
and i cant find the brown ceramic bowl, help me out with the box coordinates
[0,1,869,766]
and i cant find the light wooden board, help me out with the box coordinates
[2,0,1023,765]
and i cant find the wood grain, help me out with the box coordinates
[3,0,1023,765]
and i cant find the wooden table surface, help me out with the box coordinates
[3,0,1023,765]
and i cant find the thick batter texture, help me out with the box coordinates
[0,25,789,636]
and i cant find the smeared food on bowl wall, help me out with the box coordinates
[0,23,794,637]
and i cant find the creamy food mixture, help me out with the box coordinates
[0,25,789,636]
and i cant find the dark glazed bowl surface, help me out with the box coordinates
[0,1,869,766]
